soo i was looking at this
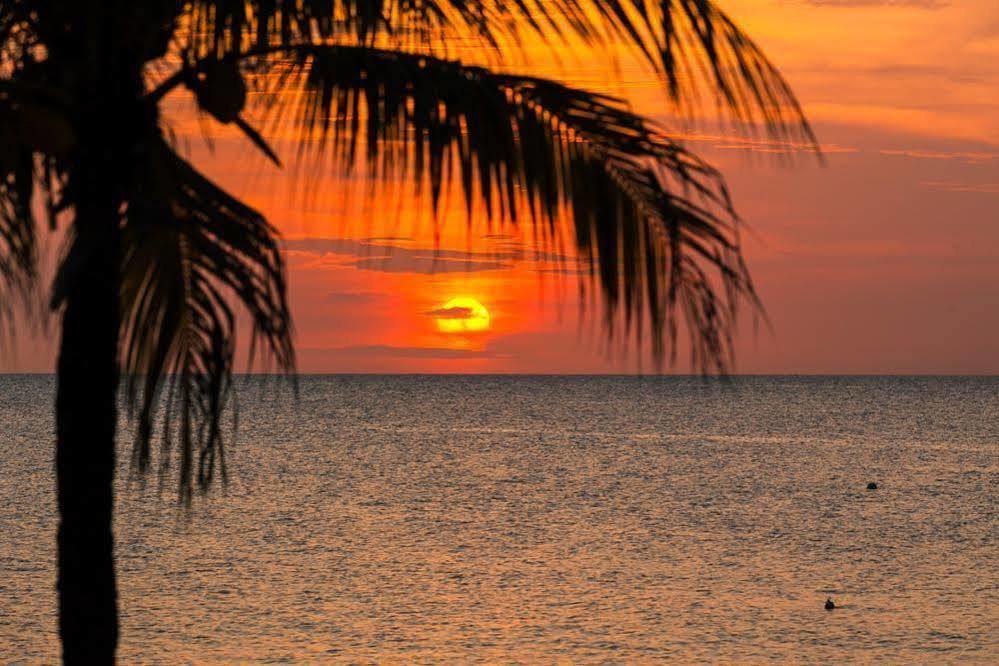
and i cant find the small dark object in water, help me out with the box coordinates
[825,598,836,610]
[867,482,878,490]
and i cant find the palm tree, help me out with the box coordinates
[0,0,814,662]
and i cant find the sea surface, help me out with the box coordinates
[1,375,996,663]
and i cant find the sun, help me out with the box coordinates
[434,297,491,333]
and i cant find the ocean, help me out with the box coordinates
[1,375,996,662]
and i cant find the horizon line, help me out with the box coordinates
[1,372,998,378]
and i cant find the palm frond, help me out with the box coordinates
[646,0,814,143]
[0,81,64,331]
[259,45,755,370]
[120,134,293,501]
[178,0,813,142]
[0,146,36,330]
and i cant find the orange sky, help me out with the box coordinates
[6,0,999,374]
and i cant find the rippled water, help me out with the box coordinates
[1,375,997,663]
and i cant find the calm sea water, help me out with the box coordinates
[1,375,996,663]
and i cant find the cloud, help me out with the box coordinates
[326,291,383,304]
[535,266,590,276]
[424,306,475,319]
[922,181,999,194]
[348,256,511,274]
[284,237,388,257]
[284,237,511,273]
[283,236,576,275]
[301,344,503,359]
[678,132,841,155]
[881,149,998,164]
[797,0,947,7]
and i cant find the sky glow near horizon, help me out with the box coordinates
[5,0,999,374]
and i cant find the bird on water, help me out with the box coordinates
[825,598,836,610]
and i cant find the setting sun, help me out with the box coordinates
[432,297,491,334]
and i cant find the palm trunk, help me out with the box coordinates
[55,159,122,662]
[51,3,151,659]
[55,16,129,656]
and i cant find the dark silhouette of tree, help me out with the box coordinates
[0,0,814,662]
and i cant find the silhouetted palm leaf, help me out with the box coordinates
[119,134,293,500]
[252,45,755,369]
[0,82,68,330]
[0,140,36,330]
[182,0,813,142]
